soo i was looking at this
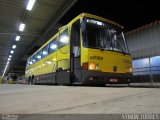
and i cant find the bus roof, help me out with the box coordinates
[68,13,123,28]
[28,13,123,60]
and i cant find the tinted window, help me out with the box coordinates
[29,58,33,65]
[83,18,128,53]
[32,55,36,63]
[49,37,58,54]
[42,45,49,58]
[71,20,80,46]
[36,51,42,61]
[59,29,68,48]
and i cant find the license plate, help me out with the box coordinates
[109,78,118,82]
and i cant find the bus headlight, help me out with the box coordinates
[82,62,100,70]
[89,63,100,70]
[89,63,95,70]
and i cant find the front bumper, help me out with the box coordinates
[82,70,132,85]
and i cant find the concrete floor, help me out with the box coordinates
[0,84,160,114]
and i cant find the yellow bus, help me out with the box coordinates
[25,13,132,85]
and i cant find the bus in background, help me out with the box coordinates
[25,13,132,85]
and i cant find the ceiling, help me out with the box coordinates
[59,0,160,32]
[0,0,78,77]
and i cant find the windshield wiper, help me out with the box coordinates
[115,40,126,55]
[90,47,110,51]
[98,47,114,52]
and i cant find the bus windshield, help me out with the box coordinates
[82,18,129,54]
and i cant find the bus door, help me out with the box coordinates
[70,20,81,84]
[56,26,71,84]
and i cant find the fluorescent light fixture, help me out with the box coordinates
[26,0,36,11]
[10,50,14,54]
[2,70,6,77]
[19,23,25,31]
[15,36,20,41]
[7,61,10,64]
[2,61,10,77]
[9,55,12,58]
[8,58,11,61]
[12,45,16,49]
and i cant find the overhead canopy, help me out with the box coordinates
[0,0,78,76]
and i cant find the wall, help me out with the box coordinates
[125,21,160,83]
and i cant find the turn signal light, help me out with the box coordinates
[89,63,96,70]
[82,62,100,70]
[82,62,88,70]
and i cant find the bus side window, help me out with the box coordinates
[59,29,69,48]
[36,50,42,61]
[49,37,58,54]
[32,55,36,63]
[71,20,80,57]
[29,57,33,65]
[42,45,49,58]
